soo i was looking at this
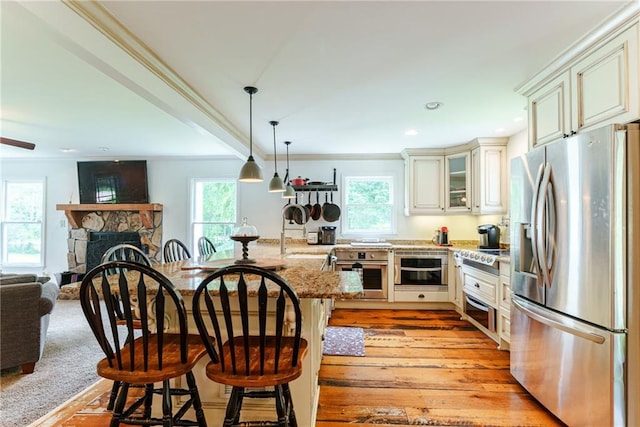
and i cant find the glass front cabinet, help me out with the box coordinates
[445,152,470,212]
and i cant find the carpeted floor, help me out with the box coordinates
[322,326,365,356]
[0,299,102,427]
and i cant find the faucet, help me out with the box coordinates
[280,204,308,255]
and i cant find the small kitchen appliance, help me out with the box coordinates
[320,226,336,245]
[306,230,319,245]
[477,224,500,249]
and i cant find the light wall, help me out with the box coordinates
[0,129,528,275]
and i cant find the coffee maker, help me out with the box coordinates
[320,226,336,245]
[477,224,500,249]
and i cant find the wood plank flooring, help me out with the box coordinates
[316,309,565,426]
[30,308,564,426]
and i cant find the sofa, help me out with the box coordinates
[0,273,59,373]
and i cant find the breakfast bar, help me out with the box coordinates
[74,247,362,426]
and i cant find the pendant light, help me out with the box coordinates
[268,121,285,192]
[282,140,296,199]
[238,86,263,182]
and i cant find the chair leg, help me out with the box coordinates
[161,380,173,427]
[21,362,35,374]
[283,384,297,427]
[224,387,243,426]
[274,385,287,427]
[107,381,121,410]
[111,382,130,427]
[185,371,207,427]
[143,383,154,418]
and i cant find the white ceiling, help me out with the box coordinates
[0,0,633,161]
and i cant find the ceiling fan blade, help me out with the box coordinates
[0,137,36,150]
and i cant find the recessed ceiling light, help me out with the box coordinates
[514,117,524,122]
[60,148,76,153]
[405,129,418,136]
[425,102,443,110]
[98,147,110,151]
[495,127,505,133]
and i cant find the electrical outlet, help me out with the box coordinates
[59,219,67,228]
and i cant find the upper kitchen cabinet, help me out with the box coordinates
[445,152,471,212]
[519,9,639,148]
[470,139,508,214]
[403,154,446,215]
[402,140,505,216]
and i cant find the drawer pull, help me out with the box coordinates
[474,282,480,288]
[418,294,425,299]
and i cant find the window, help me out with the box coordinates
[191,179,237,258]
[1,180,45,266]
[343,176,394,235]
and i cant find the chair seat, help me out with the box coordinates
[205,336,308,388]
[97,334,207,384]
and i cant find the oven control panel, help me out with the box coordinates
[334,250,388,261]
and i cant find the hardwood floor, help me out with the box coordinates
[31,308,564,426]
[316,309,564,426]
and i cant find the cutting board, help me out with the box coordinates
[180,257,286,271]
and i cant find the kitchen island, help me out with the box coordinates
[69,244,362,426]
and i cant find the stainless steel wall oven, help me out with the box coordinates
[333,249,389,299]
[394,250,448,291]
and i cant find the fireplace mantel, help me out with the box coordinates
[56,203,163,228]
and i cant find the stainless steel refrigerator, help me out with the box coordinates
[510,123,640,426]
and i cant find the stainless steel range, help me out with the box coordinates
[333,248,389,299]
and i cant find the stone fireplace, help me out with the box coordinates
[56,204,163,273]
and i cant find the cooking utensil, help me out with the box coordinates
[292,194,304,225]
[311,189,322,220]
[283,200,295,224]
[291,176,307,186]
[304,193,313,222]
[323,192,341,222]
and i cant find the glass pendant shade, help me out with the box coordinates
[239,156,263,182]
[281,140,296,198]
[268,120,285,192]
[282,183,296,198]
[239,86,263,182]
[269,173,285,192]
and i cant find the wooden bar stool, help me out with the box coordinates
[164,239,192,262]
[100,243,153,410]
[192,265,308,427]
[197,236,217,257]
[80,261,208,427]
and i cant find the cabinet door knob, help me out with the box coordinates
[418,294,425,299]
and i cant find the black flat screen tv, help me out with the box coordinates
[77,160,149,204]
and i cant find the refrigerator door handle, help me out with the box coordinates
[530,163,545,286]
[536,163,552,288]
[512,296,606,344]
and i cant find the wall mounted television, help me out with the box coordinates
[77,160,149,204]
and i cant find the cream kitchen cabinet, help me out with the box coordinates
[522,16,639,148]
[498,259,511,350]
[403,155,446,214]
[445,152,471,212]
[470,139,508,214]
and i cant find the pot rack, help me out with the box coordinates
[291,168,338,192]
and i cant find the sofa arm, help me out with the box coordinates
[0,283,42,370]
[39,281,59,316]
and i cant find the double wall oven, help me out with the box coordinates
[333,248,389,299]
[394,249,448,292]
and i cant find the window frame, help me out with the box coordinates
[341,175,396,236]
[1,178,46,267]
[189,178,238,258]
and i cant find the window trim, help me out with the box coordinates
[341,175,396,236]
[1,178,46,267]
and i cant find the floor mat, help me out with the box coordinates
[322,326,365,356]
